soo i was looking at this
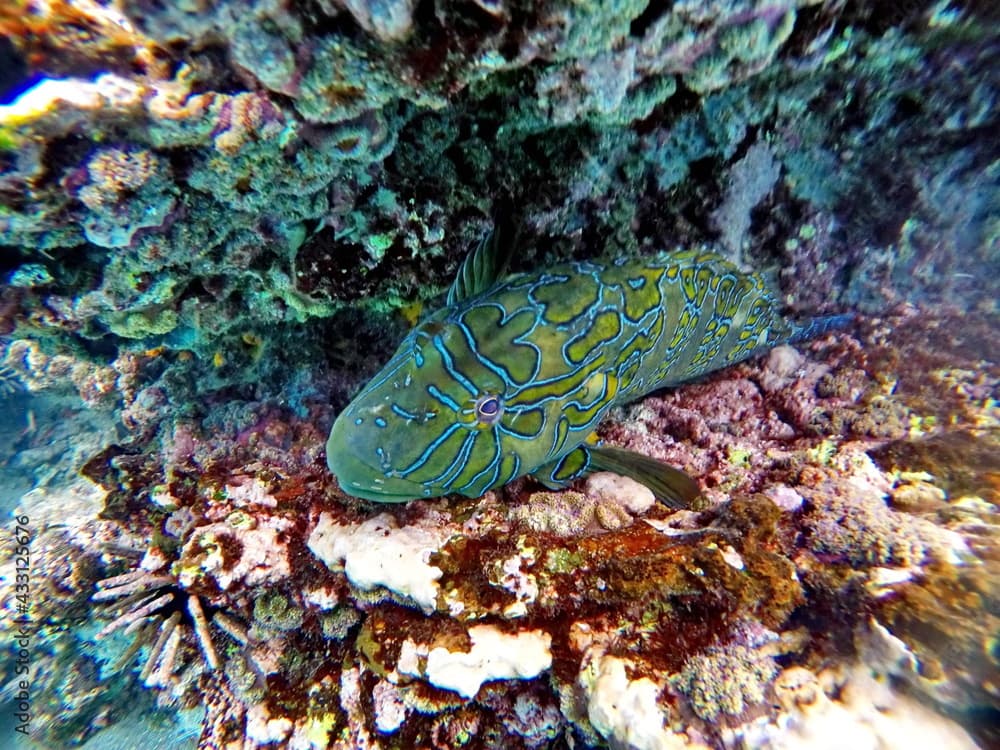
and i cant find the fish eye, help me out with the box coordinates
[475,394,503,424]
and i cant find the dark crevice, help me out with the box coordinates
[629,0,674,39]
[0,246,25,275]
[782,2,835,59]
[39,134,96,191]
[836,0,937,38]
[0,36,32,104]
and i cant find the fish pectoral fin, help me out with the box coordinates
[588,445,700,509]
[446,204,517,305]
[531,445,699,509]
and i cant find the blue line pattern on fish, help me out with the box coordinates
[327,234,849,506]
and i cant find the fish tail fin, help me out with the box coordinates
[787,313,854,345]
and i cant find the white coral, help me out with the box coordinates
[425,625,552,699]
[398,625,552,699]
[307,512,452,613]
[580,652,703,750]
[741,664,981,750]
[180,519,292,591]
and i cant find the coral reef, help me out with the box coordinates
[1,0,997,748]
[3,300,996,748]
[1,0,995,372]
[673,640,780,721]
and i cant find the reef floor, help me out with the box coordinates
[1,304,997,749]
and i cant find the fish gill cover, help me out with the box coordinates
[0,1,997,749]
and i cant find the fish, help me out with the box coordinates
[326,227,850,506]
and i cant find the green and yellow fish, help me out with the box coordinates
[327,230,848,506]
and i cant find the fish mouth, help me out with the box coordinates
[326,415,428,502]
[328,450,423,503]
[336,483,419,503]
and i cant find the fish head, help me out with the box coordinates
[327,311,563,502]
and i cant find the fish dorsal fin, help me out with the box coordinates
[446,214,516,306]
[588,445,701,509]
